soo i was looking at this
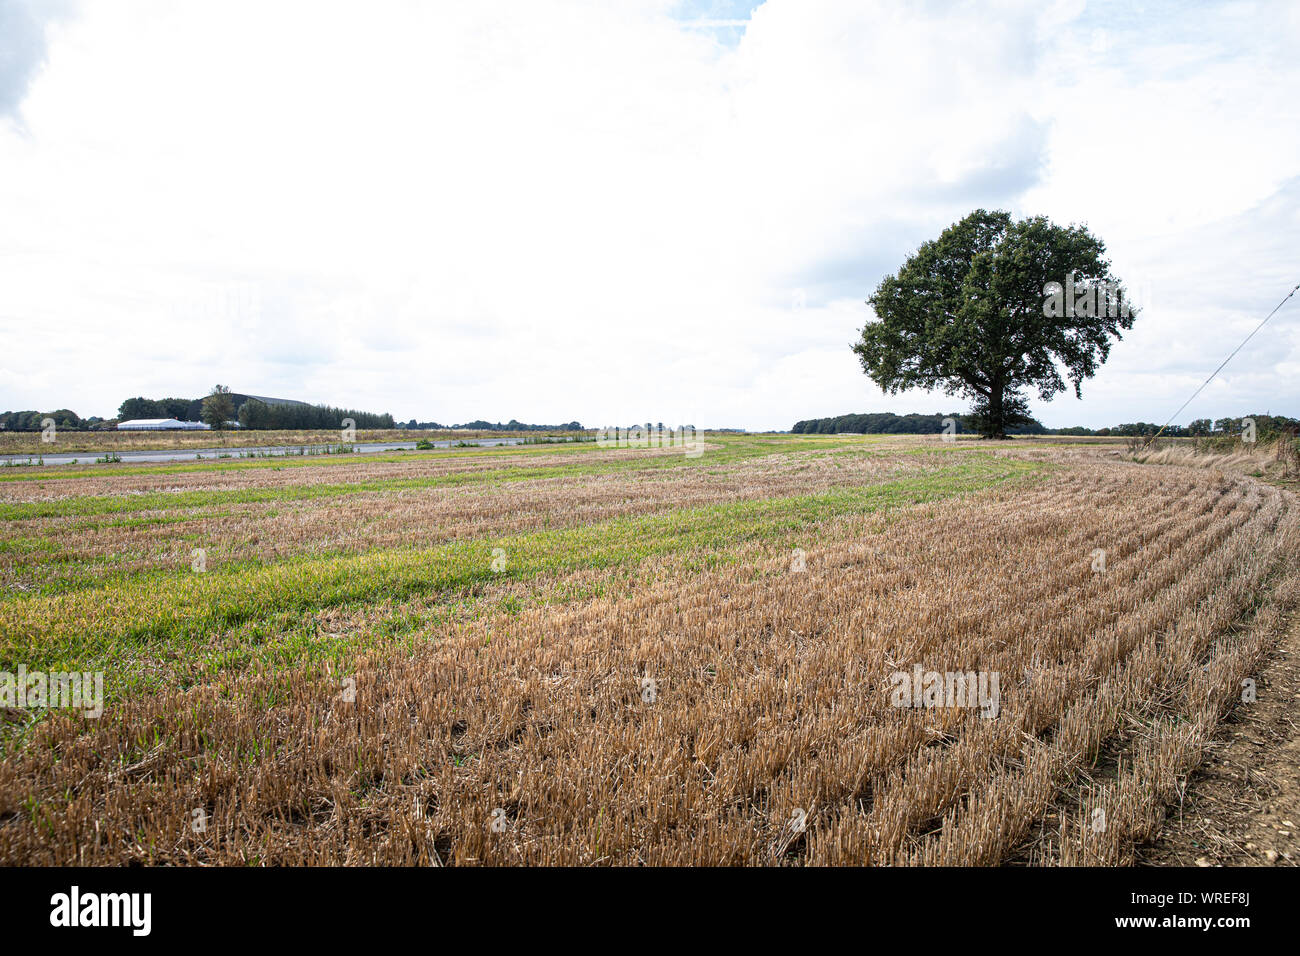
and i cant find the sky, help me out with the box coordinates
[1,0,1298,430]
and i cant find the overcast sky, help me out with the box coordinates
[1,0,1297,429]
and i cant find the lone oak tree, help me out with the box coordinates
[853,209,1137,438]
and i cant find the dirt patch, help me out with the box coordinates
[1139,607,1300,867]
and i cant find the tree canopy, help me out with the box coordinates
[201,385,236,430]
[237,398,395,430]
[852,209,1138,438]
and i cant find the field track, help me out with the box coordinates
[1,436,1296,865]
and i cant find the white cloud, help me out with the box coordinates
[1,0,1297,429]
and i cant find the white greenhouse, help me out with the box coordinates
[116,419,211,431]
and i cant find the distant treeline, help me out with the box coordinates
[115,393,394,430]
[1097,415,1300,438]
[792,412,1299,438]
[236,400,394,430]
[0,395,392,431]
[399,419,584,431]
[791,412,1041,435]
[118,396,203,421]
[0,409,105,431]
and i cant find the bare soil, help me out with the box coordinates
[1139,605,1300,867]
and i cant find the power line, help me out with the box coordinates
[1145,279,1300,445]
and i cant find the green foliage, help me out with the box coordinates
[118,396,194,421]
[791,410,1046,436]
[963,394,1039,436]
[201,385,236,430]
[853,209,1138,438]
[236,398,394,430]
[156,397,192,419]
[792,412,966,434]
[0,409,83,431]
[1208,414,1298,441]
[117,397,160,420]
[1105,415,1297,440]
[114,392,395,430]
[236,398,269,429]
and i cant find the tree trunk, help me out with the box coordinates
[989,386,1006,439]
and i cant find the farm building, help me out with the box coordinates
[117,418,210,431]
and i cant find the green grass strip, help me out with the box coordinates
[0,435,870,522]
[0,456,1044,675]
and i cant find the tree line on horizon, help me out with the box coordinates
[0,409,102,432]
[790,411,1300,438]
[234,399,394,431]
[2,403,1294,437]
[791,411,1033,435]
[138,389,396,431]
[0,392,394,431]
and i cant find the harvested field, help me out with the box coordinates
[0,434,1296,865]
